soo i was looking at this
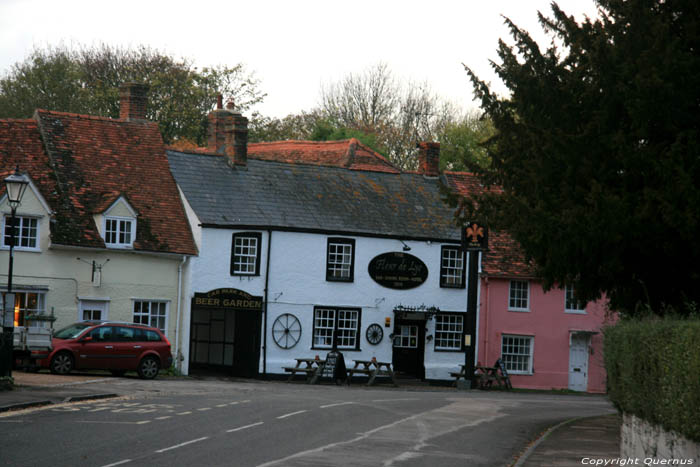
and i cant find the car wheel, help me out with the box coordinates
[50,352,74,375]
[110,370,127,377]
[137,356,159,379]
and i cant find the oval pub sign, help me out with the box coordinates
[368,252,428,290]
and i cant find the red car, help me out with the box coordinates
[41,321,173,379]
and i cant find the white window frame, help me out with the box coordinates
[508,280,530,312]
[132,299,169,333]
[2,215,40,251]
[78,299,110,322]
[440,246,465,288]
[565,285,587,314]
[104,215,136,248]
[501,334,534,374]
[312,307,360,350]
[2,290,47,327]
[231,233,261,276]
[434,314,463,351]
[326,238,354,282]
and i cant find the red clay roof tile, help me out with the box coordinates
[1,111,196,255]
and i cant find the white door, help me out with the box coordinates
[568,334,589,391]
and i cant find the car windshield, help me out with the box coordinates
[54,323,92,339]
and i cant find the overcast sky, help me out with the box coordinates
[0,0,600,118]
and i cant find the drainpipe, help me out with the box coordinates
[483,276,490,364]
[175,255,187,372]
[263,230,272,377]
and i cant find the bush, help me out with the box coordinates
[604,314,700,442]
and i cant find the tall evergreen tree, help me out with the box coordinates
[460,0,700,314]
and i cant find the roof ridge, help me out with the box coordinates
[0,118,37,124]
[35,109,158,127]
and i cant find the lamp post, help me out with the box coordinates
[1,167,29,377]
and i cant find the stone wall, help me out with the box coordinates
[622,413,699,461]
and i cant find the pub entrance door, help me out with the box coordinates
[392,318,425,380]
[189,288,263,378]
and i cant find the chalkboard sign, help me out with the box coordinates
[495,358,513,389]
[323,351,347,382]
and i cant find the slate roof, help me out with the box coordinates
[167,151,461,242]
[442,171,535,278]
[0,110,197,255]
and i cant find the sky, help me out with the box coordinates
[0,0,600,118]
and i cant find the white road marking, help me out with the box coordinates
[226,421,264,433]
[320,402,355,409]
[240,400,251,403]
[371,398,419,402]
[101,459,132,467]
[176,411,192,415]
[228,402,239,406]
[197,407,211,411]
[136,421,150,425]
[76,421,147,425]
[155,437,209,453]
[155,416,171,420]
[276,410,307,419]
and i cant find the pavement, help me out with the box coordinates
[1,371,621,466]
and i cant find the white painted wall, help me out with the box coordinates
[181,227,471,380]
[1,184,187,347]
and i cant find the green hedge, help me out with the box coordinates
[604,316,700,442]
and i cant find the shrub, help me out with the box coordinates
[604,314,700,442]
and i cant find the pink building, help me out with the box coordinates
[444,172,613,393]
[478,231,612,393]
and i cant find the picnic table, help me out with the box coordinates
[347,359,398,387]
[475,361,512,390]
[282,357,326,384]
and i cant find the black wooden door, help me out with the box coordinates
[232,310,262,378]
[392,319,425,379]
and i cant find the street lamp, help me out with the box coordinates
[1,167,29,377]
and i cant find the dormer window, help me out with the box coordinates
[105,217,135,247]
[100,196,137,249]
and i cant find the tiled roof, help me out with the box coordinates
[0,111,197,255]
[167,151,461,242]
[443,171,535,278]
[247,139,400,173]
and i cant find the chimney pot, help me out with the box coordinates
[216,94,223,110]
[417,142,440,177]
[119,82,149,121]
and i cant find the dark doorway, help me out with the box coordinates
[392,318,425,380]
[188,288,263,377]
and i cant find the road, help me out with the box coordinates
[0,377,614,466]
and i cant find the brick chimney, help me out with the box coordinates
[119,82,149,121]
[417,142,440,177]
[207,97,248,167]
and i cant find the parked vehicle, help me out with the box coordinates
[13,325,52,370]
[39,321,173,379]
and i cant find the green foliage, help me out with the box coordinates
[604,314,700,442]
[439,113,494,171]
[309,119,386,156]
[0,44,265,145]
[462,0,700,314]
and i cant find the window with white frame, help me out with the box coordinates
[565,285,586,312]
[231,232,261,276]
[133,300,168,332]
[434,314,463,350]
[501,335,533,374]
[312,307,360,350]
[3,216,38,249]
[326,238,355,282]
[509,280,530,311]
[2,291,46,327]
[105,217,135,248]
[440,246,465,288]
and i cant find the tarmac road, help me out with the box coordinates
[0,373,615,466]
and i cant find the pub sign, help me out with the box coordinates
[193,288,263,312]
[461,222,488,251]
[368,252,428,290]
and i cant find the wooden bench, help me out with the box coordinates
[283,358,326,384]
[348,359,398,387]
